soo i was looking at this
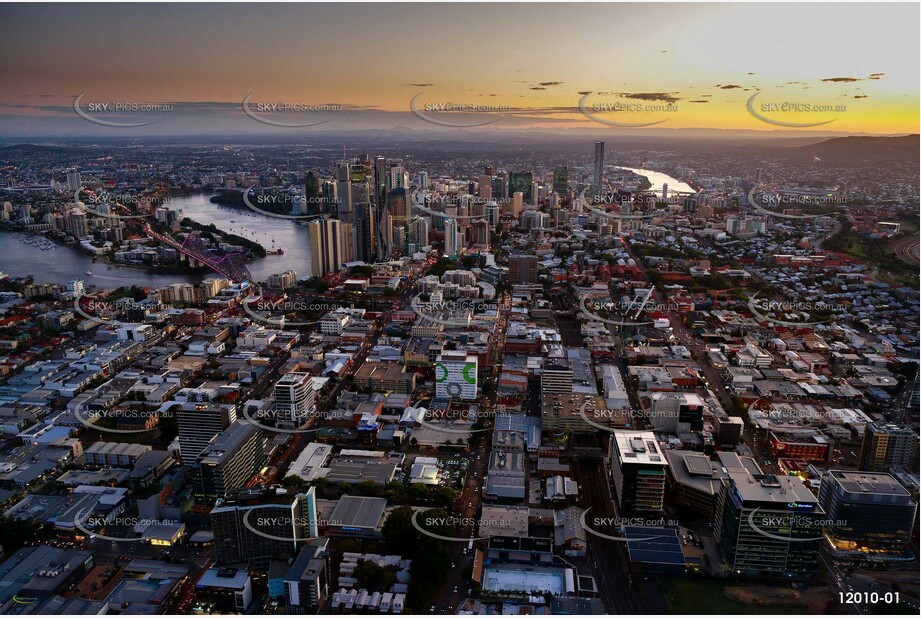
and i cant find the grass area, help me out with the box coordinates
[658,578,803,615]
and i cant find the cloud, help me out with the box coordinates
[616,92,680,103]
[538,81,563,87]
[717,84,743,90]
[868,73,884,80]
[821,77,860,83]
[529,87,546,90]
[689,100,709,104]
[854,94,868,99]
[410,83,434,87]
[577,91,592,96]
[747,72,757,75]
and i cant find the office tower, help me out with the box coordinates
[412,216,430,249]
[662,183,669,201]
[380,211,394,259]
[66,168,82,191]
[417,171,429,189]
[553,166,568,195]
[484,165,494,176]
[386,188,409,256]
[373,156,388,206]
[492,174,508,201]
[508,254,538,284]
[176,402,237,461]
[508,171,533,202]
[819,470,917,557]
[530,181,540,206]
[478,175,492,198]
[211,486,318,568]
[307,218,345,277]
[197,421,267,506]
[444,218,460,258]
[354,202,377,263]
[593,141,605,195]
[714,470,824,577]
[64,210,88,238]
[320,181,338,215]
[335,161,352,223]
[472,218,490,246]
[274,372,316,429]
[541,359,573,396]
[304,171,321,215]
[267,270,297,290]
[510,192,523,217]
[435,351,478,400]
[284,539,330,613]
[485,200,499,227]
[859,421,918,471]
[389,162,407,190]
[610,431,669,515]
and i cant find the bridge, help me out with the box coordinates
[144,224,252,283]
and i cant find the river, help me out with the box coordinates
[615,167,696,196]
[0,192,314,288]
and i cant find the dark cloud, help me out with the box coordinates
[854,94,868,99]
[868,73,884,80]
[529,87,546,90]
[747,72,757,75]
[689,100,709,104]
[409,83,434,87]
[538,81,563,87]
[617,92,680,103]
[717,84,743,90]
[821,77,860,83]
[577,91,592,96]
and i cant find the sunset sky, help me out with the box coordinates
[1,2,918,137]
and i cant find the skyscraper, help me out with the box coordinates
[859,421,918,471]
[354,202,377,263]
[274,372,317,429]
[444,218,460,258]
[308,218,345,277]
[335,161,352,223]
[593,141,605,195]
[197,421,267,506]
[508,171,533,202]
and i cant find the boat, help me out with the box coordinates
[85,270,92,276]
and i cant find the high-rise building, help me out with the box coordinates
[541,358,573,397]
[335,161,352,223]
[859,421,918,471]
[714,470,824,578]
[66,168,82,191]
[478,175,492,198]
[386,188,409,256]
[435,351,478,400]
[307,218,345,277]
[819,470,917,558]
[64,210,88,238]
[211,486,318,568]
[508,254,538,284]
[284,539,330,613]
[412,216,430,250]
[471,218,490,246]
[176,402,237,461]
[274,372,316,429]
[444,218,460,258]
[593,141,605,195]
[508,171,533,202]
[610,431,668,515]
[197,421,267,505]
[553,166,569,195]
[373,156,388,206]
[354,202,377,263]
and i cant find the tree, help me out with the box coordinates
[282,475,305,488]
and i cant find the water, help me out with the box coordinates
[0,192,314,288]
[172,193,313,282]
[615,167,696,196]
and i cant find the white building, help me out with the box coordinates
[435,351,478,400]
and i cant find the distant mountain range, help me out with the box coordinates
[795,134,919,163]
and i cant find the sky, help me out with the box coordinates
[0,2,918,137]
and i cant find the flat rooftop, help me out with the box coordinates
[612,431,668,467]
[829,470,911,496]
[329,495,387,530]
